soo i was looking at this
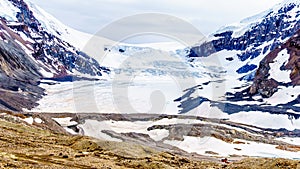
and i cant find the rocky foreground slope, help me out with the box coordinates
[0,111,299,169]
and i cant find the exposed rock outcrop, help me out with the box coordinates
[0,20,44,111]
[0,0,112,110]
[187,1,300,81]
[250,29,300,97]
[189,2,300,58]
[5,0,110,77]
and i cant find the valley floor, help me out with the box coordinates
[0,111,299,168]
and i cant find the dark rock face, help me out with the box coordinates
[250,29,300,97]
[6,0,109,77]
[0,23,44,111]
[188,2,300,76]
[250,78,279,98]
[0,0,112,110]
[189,3,300,57]
[285,38,300,85]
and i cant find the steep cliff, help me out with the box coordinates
[0,19,43,111]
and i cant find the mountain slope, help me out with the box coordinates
[178,0,300,105]
[174,0,300,132]
[0,0,114,111]
[249,29,300,98]
[0,19,44,111]
[188,0,300,82]
[0,0,110,79]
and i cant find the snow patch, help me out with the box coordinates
[0,0,20,21]
[34,118,42,124]
[164,136,300,159]
[23,117,33,125]
[78,118,208,142]
[269,49,291,83]
[229,111,300,130]
[275,137,300,146]
[264,86,300,106]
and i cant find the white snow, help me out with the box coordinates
[275,137,300,146]
[133,42,186,52]
[186,101,228,119]
[269,49,291,83]
[34,118,43,124]
[23,117,34,125]
[0,0,20,21]
[18,32,35,43]
[186,102,300,130]
[164,136,300,159]
[229,111,300,131]
[78,120,122,142]
[148,129,170,141]
[264,86,300,106]
[7,0,113,62]
[39,68,54,78]
[78,118,207,142]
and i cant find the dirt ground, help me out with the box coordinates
[0,114,299,169]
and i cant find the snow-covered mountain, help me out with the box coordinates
[189,0,300,82]
[16,0,299,122]
[0,0,116,111]
[0,0,300,160]
[176,0,300,116]
[0,0,111,80]
[249,30,300,97]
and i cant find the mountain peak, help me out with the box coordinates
[213,0,300,39]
